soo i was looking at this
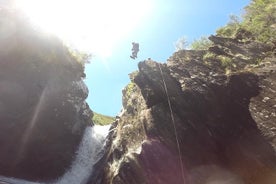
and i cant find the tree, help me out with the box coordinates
[216,15,241,38]
[189,36,212,50]
[174,36,188,51]
[242,0,276,43]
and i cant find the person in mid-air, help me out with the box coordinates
[130,42,139,59]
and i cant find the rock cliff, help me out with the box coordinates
[93,30,276,184]
[1,6,276,184]
[0,10,92,181]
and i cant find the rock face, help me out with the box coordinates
[94,31,276,183]
[0,10,92,181]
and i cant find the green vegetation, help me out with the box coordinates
[216,15,241,38]
[92,112,115,125]
[190,36,213,50]
[197,0,275,72]
[217,0,276,43]
[173,0,276,75]
[242,0,276,43]
[69,48,92,66]
[177,0,276,51]
[203,52,217,61]
[203,52,232,69]
[217,55,232,67]
[125,82,136,98]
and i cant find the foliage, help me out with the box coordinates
[176,0,275,74]
[175,37,188,51]
[217,55,232,67]
[68,48,92,66]
[216,15,241,38]
[126,82,136,98]
[242,0,276,43]
[92,112,115,125]
[189,36,212,50]
[203,52,217,61]
[216,0,276,43]
[176,0,275,54]
[203,53,232,68]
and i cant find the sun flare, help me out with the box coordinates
[14,0,152,58]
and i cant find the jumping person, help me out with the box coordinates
[130,42,139,59]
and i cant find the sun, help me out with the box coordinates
[14,0,152,58]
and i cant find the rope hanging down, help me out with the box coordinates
[158,63,186,184]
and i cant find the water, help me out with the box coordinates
[0,125,110,184]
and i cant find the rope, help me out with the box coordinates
[158,63,186,184]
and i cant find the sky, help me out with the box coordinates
[5,0,251,116]
[83,0,251,116]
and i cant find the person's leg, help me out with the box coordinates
[133,51,137,58]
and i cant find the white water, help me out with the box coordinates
[0,125,110,184]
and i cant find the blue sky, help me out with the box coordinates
[84,0,251,116]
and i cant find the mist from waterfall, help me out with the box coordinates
[54,125,110,184]
[0,125,110,184]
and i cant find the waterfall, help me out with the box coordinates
[54,125,110,184]
[0,125,110,184]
